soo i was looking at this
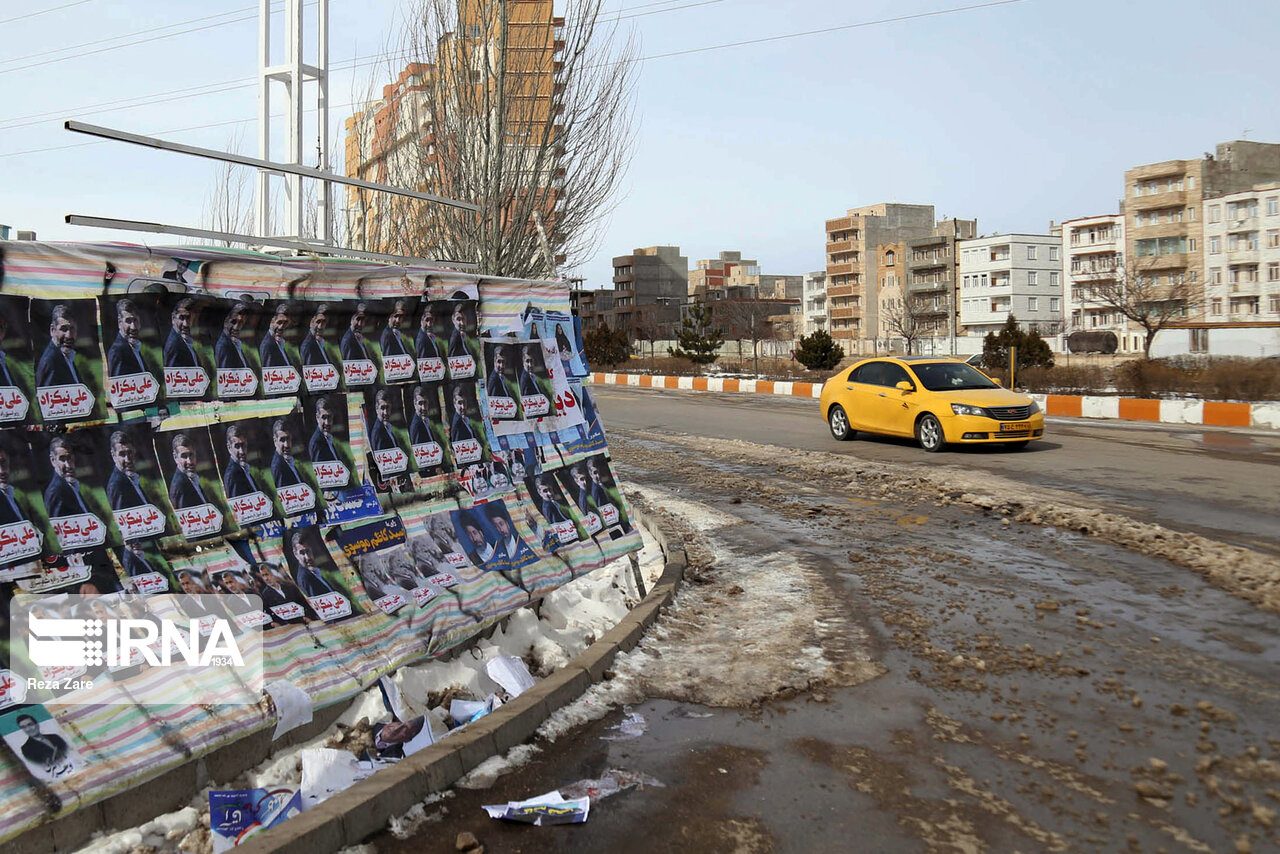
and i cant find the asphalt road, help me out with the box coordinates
[377,386,1280,853]
[592,385,1280,556]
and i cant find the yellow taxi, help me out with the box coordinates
[820,356,1045,452]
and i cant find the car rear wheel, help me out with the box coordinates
[916,413,946,452]
[828,405,854,441]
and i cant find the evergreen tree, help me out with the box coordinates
[981,315,1055,370]
[582,322,631,369]
[668,302,724,368]
[793,329,845,370]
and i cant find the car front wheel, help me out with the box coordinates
[828,405,854,441]
[916,413,946,452]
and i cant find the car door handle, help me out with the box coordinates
[878,392,887,398]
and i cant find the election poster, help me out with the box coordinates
[16,548,121,595]
[337,516,425,615]
[375,297,419,385]
[281,526,364,622]
[444,380,488,469]
[437,291,481,381]
[207,298,263,401]
[262,413,321,518]
[553,460,605,538]
[297,302,344,394]
[361,386,413,483]
[333,302,379,389]
[30,298,106,424]
[246,559,319,626]
[301,393,356,492]
[0,705,86,784]
[412,300,448,383]
[450,501,536,593]
[256,301,305,398]
[511,339,553,420]
[100,423,168,543]
[0,295,36,425]
[211,420,281,528]
[159,294,215,402]
[0,430,49,570]
[99,293,164,412]
[403,382,451,480]
[115,539,180,596]
[578,454,633,538]
[30,429,122,553]
[154,427,238,541]
[482,341,522,421]
[524,471,583,550]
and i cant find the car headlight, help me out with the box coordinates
[950,403,987,417]
[1027,400,1041,415]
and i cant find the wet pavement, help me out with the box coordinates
[374,428,1280,853]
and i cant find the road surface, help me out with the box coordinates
[378,386,1280,853]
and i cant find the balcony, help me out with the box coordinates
[826,216,854,232]
[826,285,854,298]
[1127,190,1188,211]
[1226,216,1260,232]
[1227,249,1259,264]
[910,257,948,270]
[827,263,854,276]
[909,280,948,293]
[1230,281,1261,295]
[826,239,853,253]
[1136,253,1189,270]
[829,307,861,320]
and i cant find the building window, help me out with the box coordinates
[1270,294,1280,314]
[1026,246,1037,260]
[1188,206,1196,220]
[1049,246,1059,261]
[1187,175,1197,189]
[1027,271,1038,285]
[1211,298,1223,315]
[884,250,895,266]
[1268,197,1279,217]
[1270,263,1280,282]
[1028,297,1039,311]
[1269,230,1280,249]
[1210,267,1222,284]
[1190,328,1208,353]
[1188,238,1196,251]
[1050,297,1060,312]
[1209,205,1221,223]
[1209,236,1221,253]
[1050,271,1060,287]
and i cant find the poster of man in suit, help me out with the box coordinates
[211,420,280,526]
[414,301,447,382]
[0,706,85,783]
[210,297,262,400]
[266,414,320,518]
[378,297,418,384]
[160,295,213,401]
[515,340,553,418]
[154,428,237,541]
[102,424,167,542]
[298,303,342,394]
[257,301,304,397]
[523,471,582,550]
[361,386,412,481]
[404,382,452,479]
[444,381,488,468]
[281,526,364,622]
[30,298,106,423]
[32,430,120,553]
[0,429,48,570]
[99,294,163,411]
[0,295,36,426]
[482,341,521,421]
[336,302,378,388]
[438,292,481,380]
[302,393,356,490]
[114,538,179,595]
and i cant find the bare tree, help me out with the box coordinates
[346,0,639,276]
[200,132,255,246]
[1070,257,1201,358]
[716,298,777,377]
[879,293,932,355]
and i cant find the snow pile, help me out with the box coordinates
[72,536,663,854]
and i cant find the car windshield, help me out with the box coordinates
[909,362,999,391]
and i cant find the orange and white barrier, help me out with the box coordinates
[590,373,1280,431]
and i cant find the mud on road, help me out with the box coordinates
[379,430,1280,853]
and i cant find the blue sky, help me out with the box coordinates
[3,0,1278,289]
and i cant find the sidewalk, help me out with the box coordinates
[590,372,1280,431]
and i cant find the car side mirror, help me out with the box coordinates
[895,381,914,393]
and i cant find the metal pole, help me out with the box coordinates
[257,0,272,238]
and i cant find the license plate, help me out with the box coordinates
[1000,422,1031,432]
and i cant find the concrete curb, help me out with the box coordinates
[234,515,685,854]
[590,371,1280,431]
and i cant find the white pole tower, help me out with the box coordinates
[258,0,331,244]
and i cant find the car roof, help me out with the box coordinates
[854,356,965,365]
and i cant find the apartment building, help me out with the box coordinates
[1123,140,1280,320]
[1061,214,1146,352]
[1202,183,1280,323]
[903,219,978,353]
[344,0,563,259]
[802,271,827,336]
[823,203,939,354]
[958,234,1063,336]
[688,251,758,301]
[611,245,689,337]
